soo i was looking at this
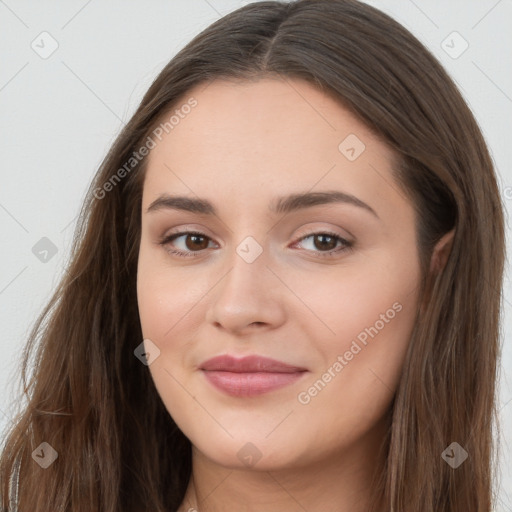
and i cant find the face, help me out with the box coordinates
[137,77,422,470]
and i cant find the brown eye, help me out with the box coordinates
[294,231,353,258]
[312,234,338,251]
[183,233,209,251]
[159,231,215,258]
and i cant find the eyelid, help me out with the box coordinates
[160,223,352,244]
[158,226,354,259]
[293,224,353,244]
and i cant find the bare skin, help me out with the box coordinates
[136,77,454,512]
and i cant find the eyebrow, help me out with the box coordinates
[146,190,379,219]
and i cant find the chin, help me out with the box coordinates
[189,432,312,472]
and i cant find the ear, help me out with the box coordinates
[429,229,455,274]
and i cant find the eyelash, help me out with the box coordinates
[158,230,354,259]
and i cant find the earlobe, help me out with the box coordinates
[429,229,455,274]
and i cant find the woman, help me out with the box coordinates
[0,0,506,511]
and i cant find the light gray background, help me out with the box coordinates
[1,0,511,509]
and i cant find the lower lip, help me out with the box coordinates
[202,370,307,397]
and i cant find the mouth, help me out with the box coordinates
[199,354,308,397]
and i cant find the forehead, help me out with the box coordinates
[149,77,378,157]
[141,77,403,221]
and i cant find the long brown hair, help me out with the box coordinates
[0,1,506,510]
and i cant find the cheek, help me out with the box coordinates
[136,256,199,430]
[293,253,420,425]
[136,246,198,342]
[294,247,420,349]
[137,269,170,341]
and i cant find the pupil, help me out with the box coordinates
[187,234,207,250]
[316,234,336,251]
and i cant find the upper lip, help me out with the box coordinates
[199,355,307,373]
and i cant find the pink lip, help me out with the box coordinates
[199,355,308,397]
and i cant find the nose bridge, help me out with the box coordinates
[205,229,283,332]
[221,209,271,272]
[223,231,271,293]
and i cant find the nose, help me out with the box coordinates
[205,243,286,336]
